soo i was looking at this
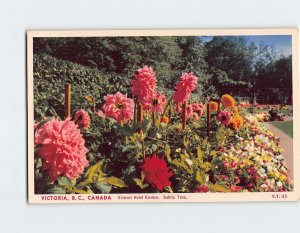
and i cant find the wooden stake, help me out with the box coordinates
[64,83,71,118]
[182,101,186,130]
[168,106,172,125]
[207,102,210,138]
[152,112,156,126]
[137,103,143,123]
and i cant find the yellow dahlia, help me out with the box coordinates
[160,116,169,124]
[221,94,235,109]
[230,114,243,130]
[209,101,218,113]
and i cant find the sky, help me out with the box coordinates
[200,35,292,57]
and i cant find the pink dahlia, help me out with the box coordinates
[34,118,89,181]
[192,103,205,117]
[131,66,157,105]
[141,154,173,191]
[173,73,198,104]
[192,112,199,121]
[73,109,91,129]
[102,92,134,124]
[144,92,166,114]
[217,110,232,126]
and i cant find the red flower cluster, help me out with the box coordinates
[141,155,173,191]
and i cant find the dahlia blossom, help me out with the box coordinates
[217,110,232,126]
[34,118,89,181]
[192,112,199,121]
[230,114,243,130]
[173,73,198,104]
[73,109,91,129]
[192,103,206,117]
[209,101,218,113]
[131,66,157,105]
[160,116,169,124]
[144,92,166,114]
[141,154,173,191]
[102,92,134,124]
[221,94,235,109]
[183,104,193,119]
[179,103,205,121]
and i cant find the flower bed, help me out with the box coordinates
[34,66,293,194]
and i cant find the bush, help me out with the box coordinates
[33,54,131,121]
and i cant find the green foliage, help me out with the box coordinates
[33,53,130,121]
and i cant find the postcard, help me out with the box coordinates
[27,29,299,203]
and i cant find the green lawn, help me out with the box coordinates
[270,120,293,138]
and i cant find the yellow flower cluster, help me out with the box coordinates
[230,114,243,130]
[209,101,219,113]
[160,116,169,124]
[221,94,235,109]
[84,96,94,103]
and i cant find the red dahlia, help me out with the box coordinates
[141,155,173,191]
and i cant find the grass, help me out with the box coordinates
[270,120,293,138]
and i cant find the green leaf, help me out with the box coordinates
[172,159,192,173]
[87,108,94,115]
[58,176,74,187]
[141,118,152,133]
[210,150,218,157]
[197,145,203,163]
[118,124,134,136]
[35,157,42,169]
[74,189,89,194]
[86,186,94,194]
[151,144,158,152]
[124,166,136,177]
[86,160,104,183]
[196,171,204,185]
[105,176,127,188]
[165,145,172,163]
[46,187,66,194]
[133,178,149,189]
[200,162,211,172]
[95,183,112,194]
[208,184,231,193]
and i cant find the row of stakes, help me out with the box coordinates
[64,83,219,138]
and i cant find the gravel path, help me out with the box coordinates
[263,121,293,180]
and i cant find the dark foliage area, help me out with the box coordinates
[33,36,292,121]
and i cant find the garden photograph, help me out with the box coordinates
[30,31,294,197]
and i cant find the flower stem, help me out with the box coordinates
[137,103,143,123]
[182,101,186,130]
[207,102,210,138]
